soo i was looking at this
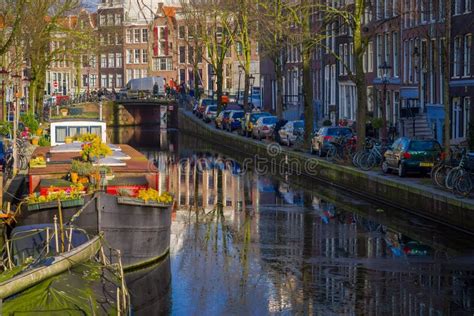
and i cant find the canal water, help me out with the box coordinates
[110,127,474,315]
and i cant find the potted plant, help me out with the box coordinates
[31,136,39,146]
[60,107,68,116]
[65,136,73,144]
[80,138,112,162]
[71,160,92,184]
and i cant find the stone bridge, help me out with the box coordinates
[103,99,179,128]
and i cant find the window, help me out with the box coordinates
[90,74,96,88]
[439,0,445,20]
[393,32,399,77]
[142,49,148,64]
[466,0,472,12]
[115,14,122,25]
[464,34,471,76]
[189,46,194,64]
[108,53,115,68]
[90,126,101,137]
[376,34,382,76]
[99,14,106,26]
[236,42,243,55]
[179,46,186,63]
[116,74,122,87]
[134,49,140,63]
[127,69,133,81]
[101,74,107,88]
[464,97,471,137]
[115,33,120,45]
[126,29,132,43]
[368,42,374,72]
[179,26,185,39]
[100,34,105,45]
[339,44,343,74]
[107,14,113,26]
[55,127,66,143]
[100,54,107,68]
[108,74,113,88]
[350,43,354,73]
[385,33,391,76]
[455,0,462,14]
[134,29,140,43]
[126,50,132,64]
[142,29,148,42]
[454,36,462,77]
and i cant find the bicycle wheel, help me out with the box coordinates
[430,163,442,186]
[359,152,375,171]
[352,150,364,168]
[19,155,28,170]
[445,167,463,190]
[434,165,451,188]
[453,171,472,198]
[325,145,337,162]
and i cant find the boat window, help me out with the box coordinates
[90,126,102,137]
[55,126,67,142]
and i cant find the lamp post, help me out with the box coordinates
[11,72,21,176]
[0,67,9,121]
[379,61,391,143]
[249,74,255,109]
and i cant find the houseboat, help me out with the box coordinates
[22,119,172,269]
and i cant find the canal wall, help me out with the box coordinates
[178,109,474,234]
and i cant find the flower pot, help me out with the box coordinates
[65,136,73,144]
[60,109,68,116]
[31,137,39,146]
[36,128,43,136]
[71,172,79,183]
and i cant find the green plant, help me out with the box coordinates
[71,160,93,176]
[38,136,50,147]
[20,113,39,133]
[323,119,332,126]
[80,138,112,161]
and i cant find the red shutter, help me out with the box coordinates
[164,26,169,56]
[153,26,158,56]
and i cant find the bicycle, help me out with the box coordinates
[357,139,390,171]
[445,148,469,190]
[325,135,356,164]
[451,150,474,197]
[430,145,463,188]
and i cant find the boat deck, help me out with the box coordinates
[29,144,150,176]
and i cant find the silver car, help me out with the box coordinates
[252,116,278,140]
[278,120,304,146]
[203,105,218,122]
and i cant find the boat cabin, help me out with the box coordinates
[50,119,107,146]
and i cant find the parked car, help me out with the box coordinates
[215,110,231,129]
[223,110,245,132]
[203,105,218,123]
[252,116,278,140]
[381,137,442,177]
[278,120,304,146]
[311,127,353,156]
[241,112,272,137]
[197,99,215,118]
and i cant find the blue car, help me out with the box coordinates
[0,141,4,166]
[224,110,245,132]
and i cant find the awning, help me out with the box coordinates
[400,87,419,99]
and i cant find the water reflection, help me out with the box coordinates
[113,128,474,315]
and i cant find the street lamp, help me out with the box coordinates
[249,74,255,109]
[379,61,392,143]
[0,67,9,121]
[209,69,215,101]
[11,72,21,176]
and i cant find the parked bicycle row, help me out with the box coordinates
[191,98,473,197]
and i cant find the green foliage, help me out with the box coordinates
[322,119,332,126]
[38,136,50,147]
[71,159,93,176]
[372,118,383,129]
[0,121,12,136]
[20,113,39,132]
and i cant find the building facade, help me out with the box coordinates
[260,0,474,145]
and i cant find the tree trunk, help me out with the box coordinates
[302,47,313,149]
[243,73,249,110]
[354,0,367,151]
[443,0,452,155]
[216,65,224,112]
[275,67,284,118]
